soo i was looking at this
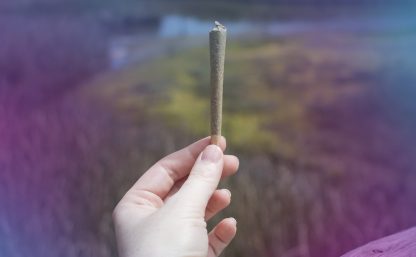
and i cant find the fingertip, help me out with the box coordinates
[219,188,231,199]
[222,155,239,177]
[214,136,226,152]
[229,155,239,170]
[216,218,237,241]
[205,189,232,220]
[208,217,237,256]
[217,189,231,205]
[225,217,237,228]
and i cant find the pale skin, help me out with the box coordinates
[113,137,239,257]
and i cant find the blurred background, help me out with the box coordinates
[1,0,416,256]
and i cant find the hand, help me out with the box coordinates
[113,137,239,257]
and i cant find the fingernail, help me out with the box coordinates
[201,145,222,163]
[229,217,237,225]
[221,189,231,198]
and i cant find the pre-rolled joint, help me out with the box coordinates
[211,21,226,32]
[210,135,221,146]
[209,21,226,147]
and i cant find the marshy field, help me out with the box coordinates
[1,1,416,257]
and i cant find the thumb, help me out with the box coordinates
[175,144,224,214]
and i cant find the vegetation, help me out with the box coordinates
[85,33,416,256]
[1,4,416,257]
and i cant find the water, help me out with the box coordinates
[109,13,416,69]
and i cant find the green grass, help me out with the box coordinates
[86,36,378,160]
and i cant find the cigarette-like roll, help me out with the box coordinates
[210,21,227,145]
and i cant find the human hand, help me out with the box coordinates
[113,137,239,257]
